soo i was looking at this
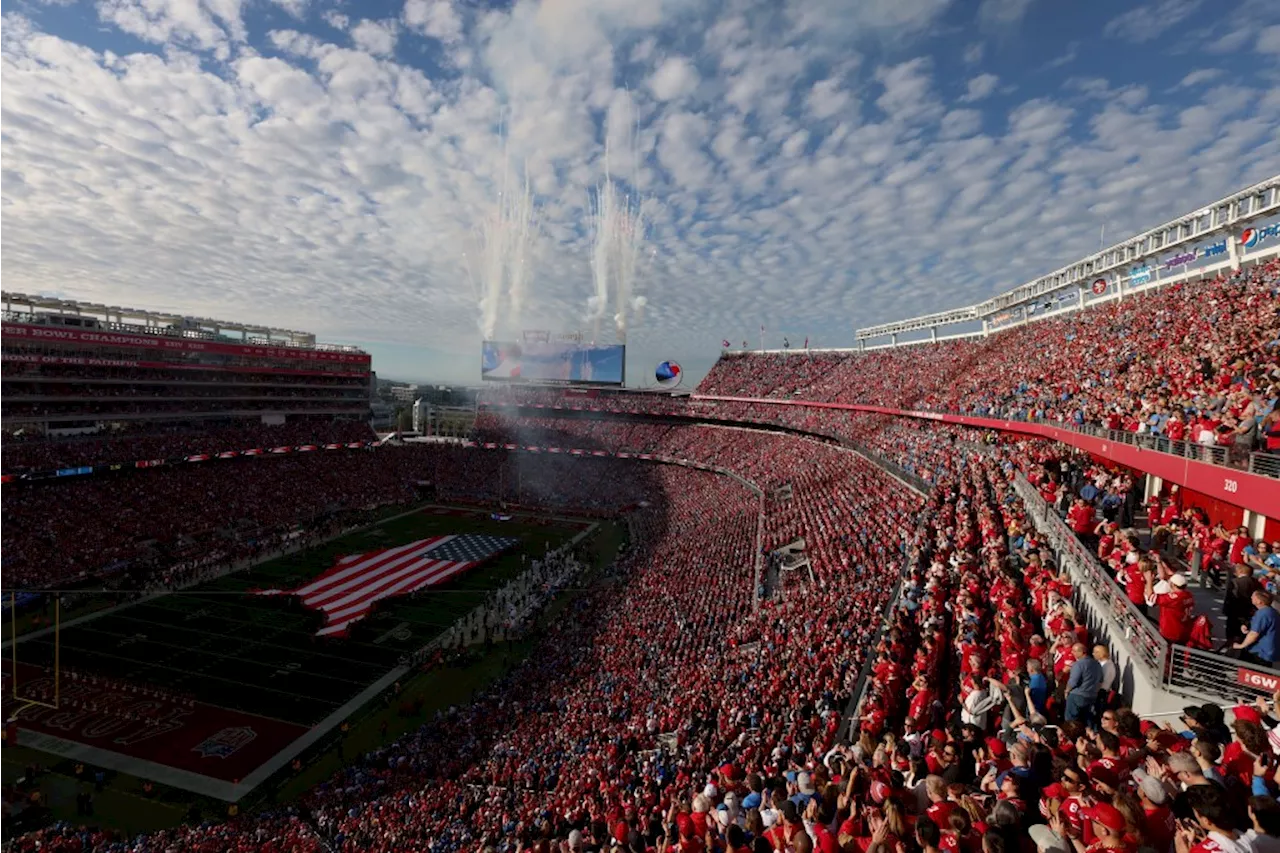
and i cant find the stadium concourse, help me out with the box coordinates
[2,267,1280,853]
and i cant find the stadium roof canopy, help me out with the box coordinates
[856,174,1280,344]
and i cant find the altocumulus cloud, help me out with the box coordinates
[2,0,1280,383]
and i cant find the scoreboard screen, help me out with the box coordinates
[481,341,625,386]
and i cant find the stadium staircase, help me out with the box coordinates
[1010,473,1276,714]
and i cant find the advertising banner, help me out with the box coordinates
[1241,221,1280,251]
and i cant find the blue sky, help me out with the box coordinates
[3,0,1280,386]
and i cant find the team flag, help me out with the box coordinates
[255,535,518,637]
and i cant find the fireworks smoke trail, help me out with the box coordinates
[470,127,538,340]
[590,93,648,343]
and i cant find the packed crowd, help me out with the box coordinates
[2,397,368,421]
[1,418,374,473]
[8,415,924,852]
[8,258,1280,853]
[2,361,370,387]
[696,260,1280,456]
[0,439,649,590]
[2,384,367,401]
[1018,445,1280,669]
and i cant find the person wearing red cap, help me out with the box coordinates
[1079,801,1133,851]
[671,813,704,853]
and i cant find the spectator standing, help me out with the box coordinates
[1093,644,1118,721]
[1068,498,1099,552]
[1233,590,1280,670]
[1064,643,1102,723]
[1147,573,1196,645]
[1225,563,1262,642]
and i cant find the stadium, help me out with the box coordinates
[4,3,1280,853]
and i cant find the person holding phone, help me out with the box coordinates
[1173,785,1250,853]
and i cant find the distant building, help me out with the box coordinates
[370,401,396,430]
[390,384,419,404]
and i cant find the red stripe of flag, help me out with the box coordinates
[317,559,474,636]
[294,537,448,598]
[319,559,458,625]
[260,535,508,637]
[309,550,455,611]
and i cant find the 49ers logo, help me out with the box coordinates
[191,726,258,758]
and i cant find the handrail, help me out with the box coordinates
[691,394,1280,519]
[946,408,1277,479]
[1012,473,1280,702]
[1012,474,1169,682]
[838,549,911,745]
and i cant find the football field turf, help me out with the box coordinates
[4,505,590,791]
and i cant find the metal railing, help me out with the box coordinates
[929,406,1279,479]
[1165,644,1279,699]
[837,552,912,745]
[1013,474,1280,702]
[1014,475,1169,681]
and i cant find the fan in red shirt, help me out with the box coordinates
[1120,556,1149,613]
[924,776,954,827]
[1068,498,1097,536]
[1066,801,1136,852]
[1228,527,1253,567]
[807,799,840,853]
[1096,523,1119,560]
[1136,772,1175,853]
[908,675,936,725]
[1148,573,1196,644]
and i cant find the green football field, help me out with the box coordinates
[9,507,590,726]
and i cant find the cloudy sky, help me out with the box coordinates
[4,0,1280,385]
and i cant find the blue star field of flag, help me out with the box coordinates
[433,535,521,563]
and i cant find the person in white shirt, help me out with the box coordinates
[1093,644,1118,724]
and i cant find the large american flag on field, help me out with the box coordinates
[256,535,518,637]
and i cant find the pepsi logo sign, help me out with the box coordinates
[1241,224,1279,249]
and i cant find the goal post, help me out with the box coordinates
[7,592,60,717]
